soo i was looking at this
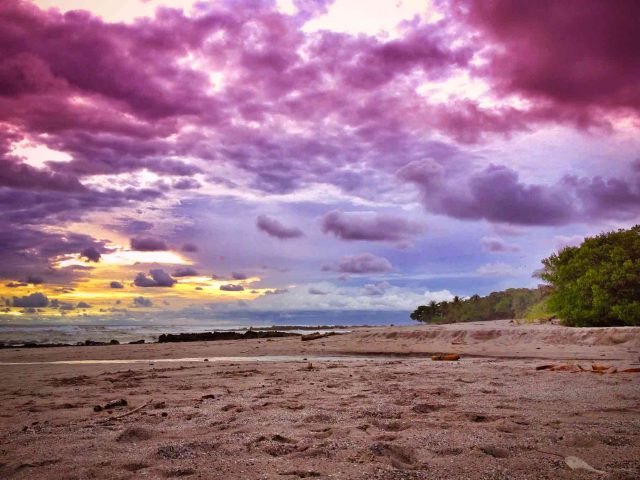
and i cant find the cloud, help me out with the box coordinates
[132,296,152,307]
[480,236,520,253]
[323,253,392,274]
[130,236,168,251]
[109,281,124,289]
[220,284,245,291]
[77,301,91,309]
[458,0,640,124]
[5,281,28,288]
[111,219,153,235]
[321,210,423,244]
[399,160,640,226]
[231,272,248,280]
[134,269,176,287]
[361,281,392,297]
[256,214,304,239]
[263,288,289,295]
[181,243,198,252]
[12,292,48,308]
[80,246,102,262]
[476,262,520,277]
[26,275,44,284]
[0,228,110,283]
[173,267,199,277]
[308,287,329,295]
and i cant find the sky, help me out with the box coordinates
[0,0,639,326]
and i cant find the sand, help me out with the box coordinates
[0,320,639,479]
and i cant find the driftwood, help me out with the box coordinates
[431,353,460,361]
[96,400,152,424]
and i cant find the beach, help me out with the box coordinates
[1,320,639,479]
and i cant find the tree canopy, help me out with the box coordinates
[538,225,640,326]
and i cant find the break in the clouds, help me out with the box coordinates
[0,0,639,324]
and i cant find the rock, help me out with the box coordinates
[128,339,145,344]
[109,339,120,345]
[158,330,298,343]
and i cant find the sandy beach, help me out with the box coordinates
[1,320,639,479]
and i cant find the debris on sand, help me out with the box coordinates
[94,399,127,412]
[278,470,321,477]
[536,363,640,374]
[301,332,337,341]
[431,353,460,361]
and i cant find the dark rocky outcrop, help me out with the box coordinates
[158,330,298,343]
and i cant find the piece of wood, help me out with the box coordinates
[431,353,460,361]
[97,400,152,424]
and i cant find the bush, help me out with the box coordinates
[538,225,640,326]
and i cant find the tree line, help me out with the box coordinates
[411,225,639,327]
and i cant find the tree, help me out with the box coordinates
[539,225,640,326]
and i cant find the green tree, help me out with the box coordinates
[539,225,640,326]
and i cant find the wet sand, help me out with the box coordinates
[1,320,639,479]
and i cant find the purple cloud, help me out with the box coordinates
[220,284,245,292]
[173,267,199,277]
[134,269,176,287]
[256,214,304,239]
[132,296,152,307]
[130,236,168,252]
[321,210,422,243]
[12,292,48,308]
[181,243,198,252]
[399,160,640,226]
[323,253,392,274]
[110,281,124,289]
[81,246,102,262]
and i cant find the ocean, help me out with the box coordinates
[0,310,413,345]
